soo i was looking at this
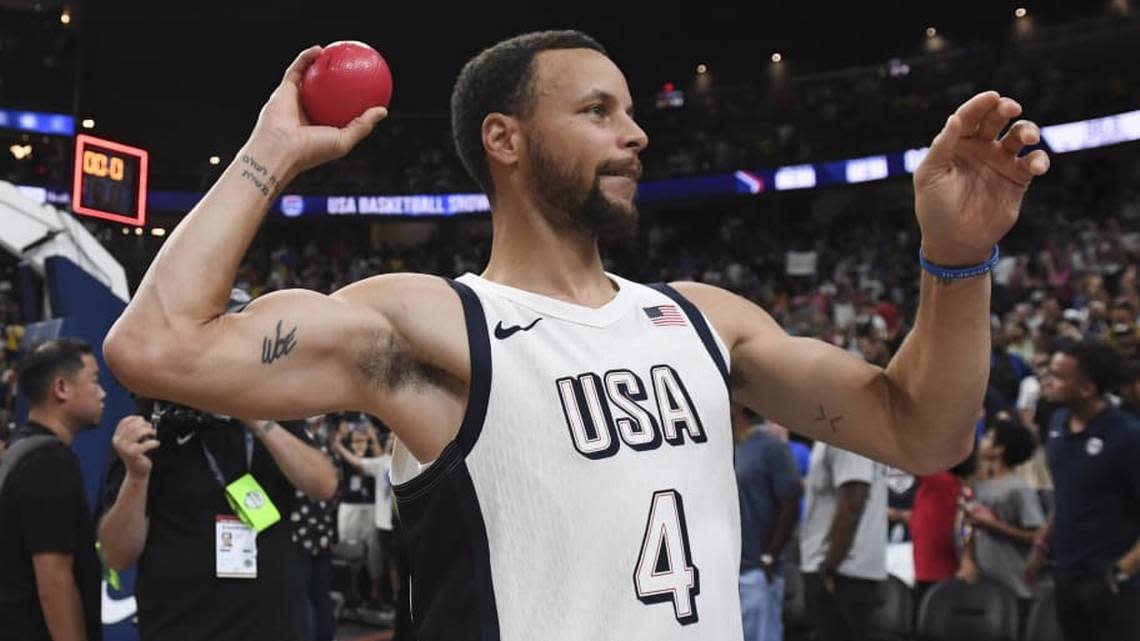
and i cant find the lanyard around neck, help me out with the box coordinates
[200,430,254,487]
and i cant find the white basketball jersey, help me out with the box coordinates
[392,273,743,641]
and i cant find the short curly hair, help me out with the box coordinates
[450,30,607,197]
[986,417,1036,468]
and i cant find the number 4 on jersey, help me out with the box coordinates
[633,489,700,624]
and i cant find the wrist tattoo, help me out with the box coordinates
[261,320,298,365]
[261,421,277,434]
[815,404,844,432]
[239,154,280,200]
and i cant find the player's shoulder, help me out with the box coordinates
[337,271,455,298]
[663,281,780,341]
[333,272,463,318]
[664,280,730,299]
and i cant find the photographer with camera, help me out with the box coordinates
[97,397,336,641]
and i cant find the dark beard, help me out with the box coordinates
[529,142,639,243]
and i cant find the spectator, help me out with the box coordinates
[956,417,1045,625]
[98,403,337,641]
[333,415,384,607]
[333,420,397,612]
[800,441,889,641]
[990,329,1032,408]
[0,338,106,641]
[289,416,340,641]
[909,448,978,608]
[1027,340,1140,641]
[732,405,803,641]
[1013,352,1055,511]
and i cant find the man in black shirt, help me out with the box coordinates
[0,338,107,641]
[98,404,337,641]
[1027,341,1140,641]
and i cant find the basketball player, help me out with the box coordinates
[105,31,1049,640]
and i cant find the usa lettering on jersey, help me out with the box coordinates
[555,364,707,459]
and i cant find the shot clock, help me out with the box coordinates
[71,134,149,226]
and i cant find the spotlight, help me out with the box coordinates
[81,119,94,129]
[60,8,71,24]
[926,26,937,37]
[209,156,221,165]
[771,52,782,63]
[1015,7,1027,18]
[697,64,708,74]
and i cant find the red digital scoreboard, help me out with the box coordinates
[72,134,149,226]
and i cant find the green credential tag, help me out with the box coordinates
[224,473,280,533]
[95,541,121,591]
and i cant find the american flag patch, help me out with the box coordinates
[644,304,686,327]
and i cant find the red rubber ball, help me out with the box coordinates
[300,41,393,128]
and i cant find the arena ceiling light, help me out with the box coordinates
[696,64,708,74]
[925,26,937,37]
[9,144,32,160]
[1015,7,1028,18]
[209,156,221,165]
[770,52,782,63]
[81,119,94,129]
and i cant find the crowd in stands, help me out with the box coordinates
[3,13,1138,196]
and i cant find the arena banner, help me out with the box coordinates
[14,108,1140,219]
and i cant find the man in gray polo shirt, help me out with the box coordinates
[801,440,889,641]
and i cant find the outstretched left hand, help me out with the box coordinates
[914,91,1050,266]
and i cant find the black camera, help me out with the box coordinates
[134,396,237,442]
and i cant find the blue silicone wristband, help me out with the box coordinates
[918,245,1000,281]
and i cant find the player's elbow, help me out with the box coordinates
[316,476,338,503]
[103,319,193,398]
[903,428,976,476]
[312,460,340,503]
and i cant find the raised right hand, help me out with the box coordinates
[111,415,160,479]
[250,46,389,176]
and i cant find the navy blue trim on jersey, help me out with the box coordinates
[649,283,730,391]
[391,277,500,641]
[392,277,492,500]
[398,461,500,641]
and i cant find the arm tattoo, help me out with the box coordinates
[261,320,298,365]
[814,404,844,432]
[239,154,280,200]
[261,421,277,434]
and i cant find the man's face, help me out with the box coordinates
[64,354,106,428]
[518,49,648,241]
[351,432,369,455]
[1042,353,1085,405]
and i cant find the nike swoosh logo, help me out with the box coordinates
[494,318,542,340]
[102,580,137,624]
[176,432,194,446]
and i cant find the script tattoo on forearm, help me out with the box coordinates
[239,154,280,199]
[261,320,297,365]
[814,404,843,432]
